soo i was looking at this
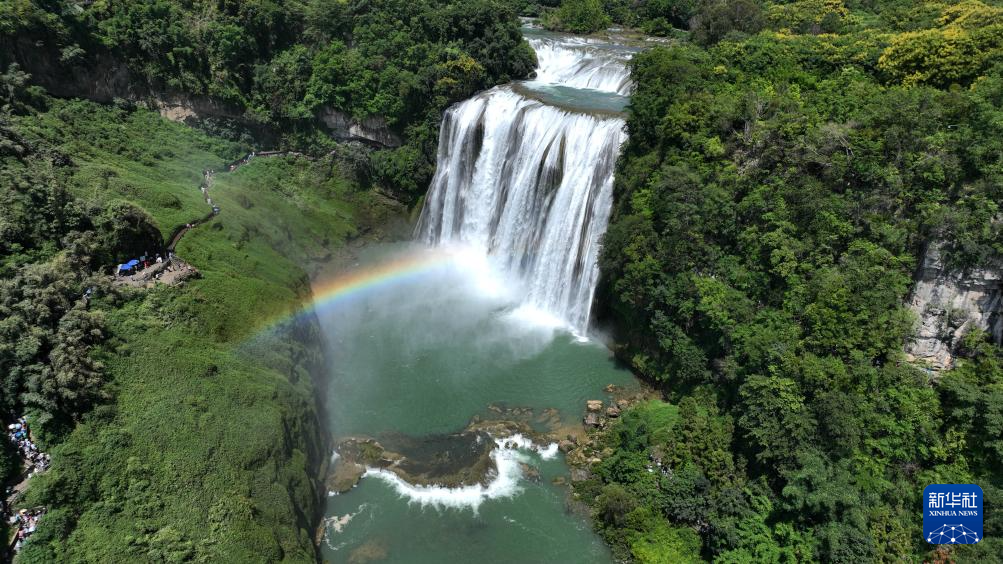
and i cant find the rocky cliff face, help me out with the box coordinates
[8,37,401,148]
[319,108,402,147]
[905,242,1003,370]
[149,95,246,123]
[9,37,137,102]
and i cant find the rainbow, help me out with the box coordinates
[257,250,457,335]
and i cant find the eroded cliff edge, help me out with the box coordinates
[906,242,1003,370]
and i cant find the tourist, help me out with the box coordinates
[9,507,46,552]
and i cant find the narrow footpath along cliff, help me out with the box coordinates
[0,96,405,562]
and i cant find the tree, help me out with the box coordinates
[878,0,1003,87]
[639,0,699,33]
[596,483,637,527]
[689,0,765,46]
[0,62,30,106]
[24,307,109,424]
[767,0,852,35]
[738,376,816,471]
[544,0,611,34]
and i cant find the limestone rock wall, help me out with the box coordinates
[319,108,402,148]
[8,38,400,149]
[905,242,1003,370]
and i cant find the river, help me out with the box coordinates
[318,25,640,563]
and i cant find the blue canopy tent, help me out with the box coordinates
[118,259,140,273]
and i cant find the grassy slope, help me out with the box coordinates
[14,100,398,562]
[18,99,240,239]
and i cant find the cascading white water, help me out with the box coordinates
[527,37,634,95]
[416,33,632,334]
[321,30,648,556]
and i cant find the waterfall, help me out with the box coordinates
[416,34,631,334]
[527,37,634,95]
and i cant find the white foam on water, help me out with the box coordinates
[537,442,560,460]
[321,503,371,550]
[501,433,560,460]
[363,435,558,512]
[503,304,567,334]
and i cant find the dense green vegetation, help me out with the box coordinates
[542,0,611,33]
[6,0,1003,562]
[535,0,768,39]
[0,1,533,559]
[1,0,536,199]
[542,0,1003,45]
[0,86,403,560]
[540,0,707,35]
[589,0,1003,562]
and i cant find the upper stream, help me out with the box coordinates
[319,26,638,563]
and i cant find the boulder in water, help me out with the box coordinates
[374,431,495,488]
[520,462,541,482]
[586,400,603,412]
[606,406,621,418]
[326,460,366,493]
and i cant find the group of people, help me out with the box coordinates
[6,418,48,475]
[8,507,45,553]
[116,252,169,276]
[227,151,255,172]
[201,169,220,216]
[5,417,48,554]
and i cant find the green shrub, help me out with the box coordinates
[544,0,611,33]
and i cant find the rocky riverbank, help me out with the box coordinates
[563,384,658,484]
[327,420,553,494]
[324,382,656,500]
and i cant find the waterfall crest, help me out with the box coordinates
[416,33,631,334]
[528,37,634,95]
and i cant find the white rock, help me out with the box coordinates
[905,242,1002,370]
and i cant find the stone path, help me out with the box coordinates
[167,150,304,251]
[4,419,48,556]
[116,150,305,288]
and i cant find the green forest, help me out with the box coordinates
[2,0,535,198]
[0,1,532,561]
[580,0,1003,562]
[1,98,346,561]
